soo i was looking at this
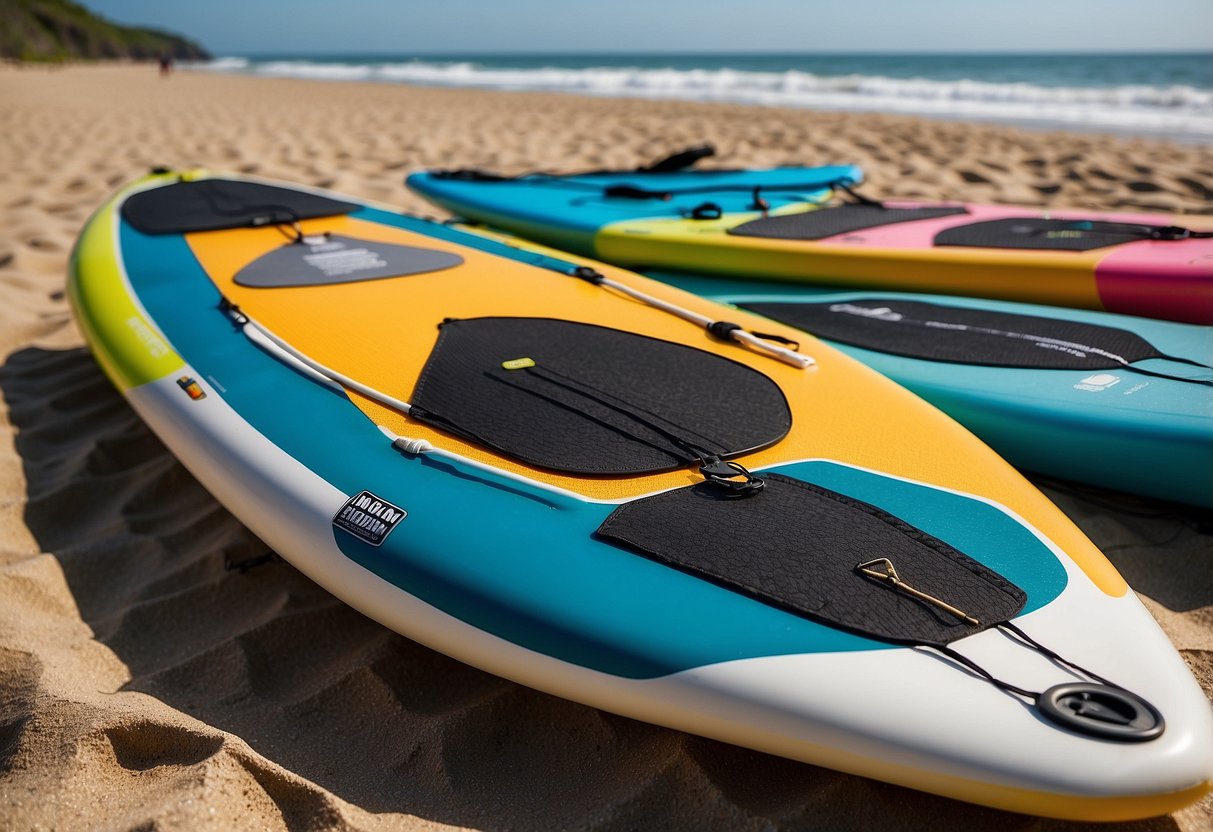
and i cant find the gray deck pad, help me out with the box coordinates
[728,204,968,240]
[234,234,464,287]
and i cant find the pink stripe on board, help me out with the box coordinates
[1095,245,1213,323]
[820,202,1213,322]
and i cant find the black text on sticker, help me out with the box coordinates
[333,491,407,546]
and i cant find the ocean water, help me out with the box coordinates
[195,52,1213,141]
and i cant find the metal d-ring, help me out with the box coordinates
[855,557,980,625]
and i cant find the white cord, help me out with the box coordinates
[374,425,606,503]
[598,275,815,369]
[244,324,343,391]
[241,315,414,414]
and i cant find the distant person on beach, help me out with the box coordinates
[158,54,173,77]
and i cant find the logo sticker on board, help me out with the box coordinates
[176,375,207,400]
[333,491,407,547]
[1074,373,1122,392]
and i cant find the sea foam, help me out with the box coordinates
[193,58,1213,140]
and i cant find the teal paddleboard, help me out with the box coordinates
[651,270,1213,508]
[408,146,861,257]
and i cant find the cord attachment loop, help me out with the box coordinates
[569,266,606,285]
[699,458,766,497]
[707,320,743,341]
[1150,224,1196,241]
[218,296,249,326]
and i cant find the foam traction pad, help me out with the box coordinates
[740,299,1170,370]
[727,204,969,240]
[409,317,792,476]
[934,218,1160,251]
[598,474,1026,646]
[122,179,358,235]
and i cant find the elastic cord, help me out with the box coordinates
[935,644,1037,699]
[998,622,1117,688]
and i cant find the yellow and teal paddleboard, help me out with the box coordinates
[71,170,1213,820]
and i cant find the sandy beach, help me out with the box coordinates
[1,64,1211,831]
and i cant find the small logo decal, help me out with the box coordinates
[828,303,903,321]
[176,376,207,400]
[333,491,407,547]
[1074,373,1121,392]
[128,316,170,358]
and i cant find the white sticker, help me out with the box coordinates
[1074,373,1122,392]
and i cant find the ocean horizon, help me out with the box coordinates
[191,51,1213,142]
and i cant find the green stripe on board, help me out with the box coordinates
[68,177,185,391]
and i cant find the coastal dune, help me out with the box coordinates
[1,65,1211,831]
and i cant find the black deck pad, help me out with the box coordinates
[727,204,969,241]
[740,299,1168,370]
[597,474,1026,647]
[409,317,791,476]
[122,179,359,235]
[935,218,1158,251]
[234,234,463,287]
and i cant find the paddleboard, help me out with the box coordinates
[407,165,1213,324]
[70,170,1213,820]
[652,272,1213,509]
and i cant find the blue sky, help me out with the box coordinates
[87,0,1213,54]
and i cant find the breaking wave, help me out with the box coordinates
[192,57,1213,140]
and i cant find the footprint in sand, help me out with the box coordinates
[104,721,226,771]
[1176,178,1213,201]
[24,237,61,252]
[958,170,993,185]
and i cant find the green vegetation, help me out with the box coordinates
[0,0,210,62]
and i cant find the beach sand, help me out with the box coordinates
[1,64,1211,831]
